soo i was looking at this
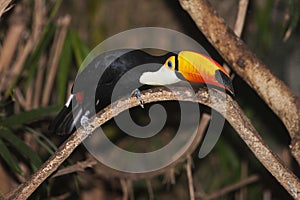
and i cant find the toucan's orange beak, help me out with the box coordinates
[164,51,234,95]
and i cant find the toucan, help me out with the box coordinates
[49,49,234,135]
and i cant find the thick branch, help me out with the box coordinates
[5,87,300,199]
[178,0,300,149]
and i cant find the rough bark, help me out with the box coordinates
[178,0,300,164]
[5,87,300,199]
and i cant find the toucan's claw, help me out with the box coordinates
[80,110,91,135]
[131,89,144,108]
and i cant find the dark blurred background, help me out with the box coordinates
[0,0,299,199]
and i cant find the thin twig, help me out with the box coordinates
[0,5,24,73]
[128,180,134,200]
[163,167,176,186]
[32,0,46,42]
[234,0,249,37]
[223,0,249,74]
[283,27,292,42]
[120,179,128,200]
[238,160,248,199]
[121,179,134,200]
[0,14,37,96]
[199,174,259,200]
[186,156,195,200]
[51,157,98,178]
[0,4,26,93]
[0,0,13,18]
[146,179,154,200]
[13,88,26,108]
[4,87,300,199]
[25,82,33,110]
[31,0,46,109]
[263,189,272,200]
[42,15,71,106]
[33,56,46,108]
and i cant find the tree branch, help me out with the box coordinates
[233,0,249,37]
[5,87,300,199]
[51,157,97,178]
[200,174,260,200]
[178,0,300,164]
[0,0,12,18]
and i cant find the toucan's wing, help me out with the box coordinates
[48,95,83,135]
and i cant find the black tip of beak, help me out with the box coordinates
[215,69,235,96]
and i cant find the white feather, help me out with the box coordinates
[65,94,74,107]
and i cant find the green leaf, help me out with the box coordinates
[0,137,23,175]
[254,0,273,48]
[70,30,90,70]
[26,127,57,155]
[0,105,60,128]
[49,0,64,21]
[0,127,42,171]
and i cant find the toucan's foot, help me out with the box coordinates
[131,89,144,108]
[80,110,91,135]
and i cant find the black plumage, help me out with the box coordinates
[49,49,174,135]
[49,49,235,135]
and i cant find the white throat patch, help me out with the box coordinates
[139,65,181,85]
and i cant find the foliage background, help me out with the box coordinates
[0,0,299,199]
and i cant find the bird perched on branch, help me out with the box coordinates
[49,49,234,135]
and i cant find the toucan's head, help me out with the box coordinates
[139,52,181,86]
[140,51,234,95]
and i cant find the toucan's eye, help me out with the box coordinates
[167,61,172,68]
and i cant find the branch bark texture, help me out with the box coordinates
[178,0,300,161]
[5,87,300,199]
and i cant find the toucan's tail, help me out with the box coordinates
[49,97,83,135]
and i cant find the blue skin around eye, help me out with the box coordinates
[167,61,172,68]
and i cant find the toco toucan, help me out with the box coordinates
[49,49,234,135]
